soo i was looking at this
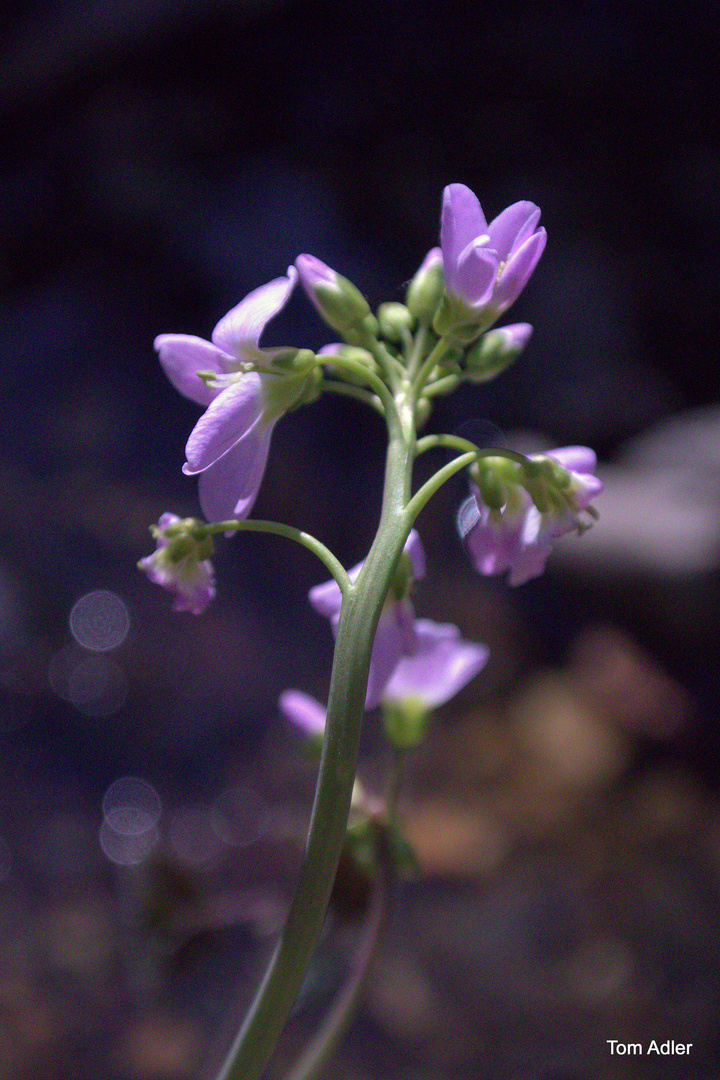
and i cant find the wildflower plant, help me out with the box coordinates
[140,183,601,1079]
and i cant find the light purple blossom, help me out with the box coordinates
[459,446,603,586]
[439,184,546,331]
[154,268,298,522]
[138,513,216,614]
[279,619,487,739]
[382,620,489,707]
[308,531,426,709]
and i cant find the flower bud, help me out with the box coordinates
[406,248,444,322]
[377,302,414,341]
[296,254,371,334]
[465,323,533,383]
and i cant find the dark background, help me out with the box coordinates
[1,1,720,1078]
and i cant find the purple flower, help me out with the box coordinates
[154,268,299,522]
[459,446,603,586]
[279,619,488,743]
[138,513,216,614]
[382,620,489,707]
[437,184,546,335]
[308,531,426,709]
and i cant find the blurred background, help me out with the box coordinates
[1,0,720,1077]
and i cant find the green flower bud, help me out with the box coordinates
[382,695,430,750]
[377,302,414,341]
[464,323,533,383]
[407,249,445,322]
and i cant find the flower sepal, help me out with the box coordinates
[382,695,430,750]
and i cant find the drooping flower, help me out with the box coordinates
[382,620,489,709]
[279,619,488,747]
[308,531,426,709]
[138,513,216,614]
[435,184,546,338]
[459,447,603,586]
[154,268,310,522]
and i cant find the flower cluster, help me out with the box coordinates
[280,532,489,746]
[138,514,216,614]
[458,446,603,586]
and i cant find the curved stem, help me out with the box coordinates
[415,433,528,465]
[404,451,477,524]
[410,336,453,397]
[283,820,396,1080]
[203,519,351,596]
[320,356,398,419]
[322,380,385,416]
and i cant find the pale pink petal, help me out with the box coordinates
[197,422,274,522]
[383,619,489,707]
[279,689,326,736]
[441,185,488,292]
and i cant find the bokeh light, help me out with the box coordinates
[102,777,162,836]
[69,590,130,652]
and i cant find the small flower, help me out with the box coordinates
[154,268,305,522]
[459,447,602,586]
[138,513,216,614]
[308,531,426,709]
[435,184,546,338]
[382,619,489,708]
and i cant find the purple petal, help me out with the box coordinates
[365,608,408,709]
[486,202,541,260]
[453,240,500,306]
[405,529,426,580]
[211,267,297,357]
[492,228,547,312]
[279,689,326,736]
[296,254,337,293]
[197,421,274,522]
[383,619,489,708]
[441,184,487,291]
[154,334,229,405]
[546,445,597,474]
[183,374,265,474]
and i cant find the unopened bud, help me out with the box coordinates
[465,323,533,382]
[406,248,444,322]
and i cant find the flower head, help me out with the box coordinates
[138,513,216,614]
[435,184,546,338]
[459,447,602,586]
[154,268,310,522]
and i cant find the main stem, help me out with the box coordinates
[216,403,414,1080]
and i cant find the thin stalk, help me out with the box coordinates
[215,415,415,1080]
[204,519,351,596]
[282,821,396,1080]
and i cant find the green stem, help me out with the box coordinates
[282,821,396,1080]
[410,336,453,397]
[215,419,415,1080]
[404,451,477,524]
[415,433,529,466]
[320,356,399,418]
[322,380,385,416]
[204,519,351,595]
